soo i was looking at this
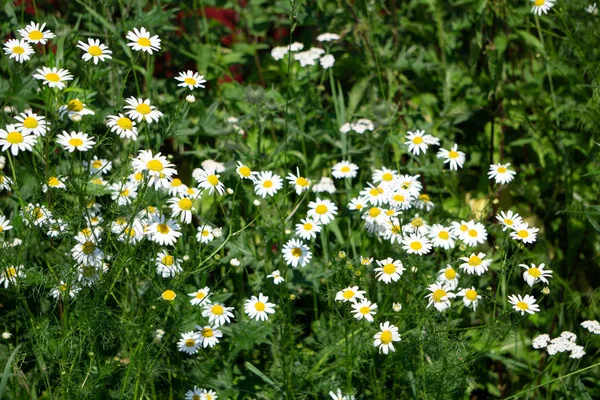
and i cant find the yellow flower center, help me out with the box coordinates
[92,160,103,169]
[136,103,151,115]
[342,290,354,300]
[254,301,266,312]
[238,166,251,177]
[291,247,303,258]
[178,197,193,210]
[419,194,430,201]
[195,291,206,299]
[12,45,25,54]
[448,150,459,159]
[465,289,478,301]
[6,267,17,278]
[412,136,423,144]
[438,231,449,240]
[528,267,541,278]
[534,0,545,5]
[410,241,422,251]
[504,218,513,226]
[380,330,393,344]
[369,188,380,196]
[29,30,43,41]
[468,229,478,237]
[315,204,327,214]
[202,327,214,338]
[120,188,130,197]
[383,263,396,275]
[303,223,313,231]
[137,37,151,47]
[393,194,405,202]
[360,306,370,315]
[6,131,23,144]
[185,339,195,347]
[368,207,381,218]
[516,301,529,310]
[162,290,176,301]
[355,203,363,210]
[517,230,529,238]
[48,177,60,187]
[23,116,38,129]
[202,229,210,237]
[124,227,136,237]
[262,179,273,188]
[382,172,393,181]
[82,241,96,255]
[391,225,402,234]
[340,166,351,173]
[88,45,103,56]
[411,218,423,227]
[67,99,84,112]
[296,177,308,187]
[69,138,84,147]
[444,268,456,280]
[211,304,224,315]
[460,224,468,232]
[161,255,174,266]
[207,175,219,186]
[468,255,482,266]
[146,159,164,172]
[184,77,197,85]
[117,117,133,130]
[45,72,60,82]
[432,289,446,302]
[156,223,170,234]
[497,167,507,173]
[60,284,68,292]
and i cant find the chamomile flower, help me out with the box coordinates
[348,197,368,212]
[167,195,195,224]
[510,222,539,244]
[402,233,432,255]
[22,203,52,227]
[106,114,138,139]
[3,39,34,63]
[236,161,255,180]
[405,129,438,155]
[200,389,218,400]
[124,97,163,123]
[244,293,276,321]
[42,176,66,192]
[126,27,161,54]
[387,189,413,210]
[372,167,397,187]
[0,265,25,288]
[397,174,422,197]
[488,163,516,185]
[437,265,459,290]
[188,287,210,306]
[56,131,95,152]
[58,99,95,121]
[254,171,283,198]
[178,331,202,354]
[0,215,13,233]
[0,125,37,155]
[282,239,312,268]
[425,283,455,312]
[33,67,73,90]
[360,256,373,266]
[175,70,207,90]
[521,263,553,287]
[196,225,214,244]
[14,111,49,137]
[308,198,338,225]
[374,321,401,354]
[360,184,387,206]
[332,161,359,179]
[196,325,222,348]
[436,144,466,170]
[202,303,235,327]
[428,224,456,250]
[165,178,186,196]
[185,387,204,400]
[267,270,285,284]
[459,252,492,276]
[85,156,112,176]
[50,280,80,299]
[460,220,488,247]
[146,215,181,246]
[110,182,138,206]
[286,168,311,194]
[295,218,322,240]
[457,287,482,311]
[374,258,405,283]
[351,299,377,322]
[155,250,182,278]
[531,0,555,15]
[132,150,176,180]
[335,286,366,303]
[586,3,598,14]
[508,294,540,315]
[77,38,112,64]
[496,210,523,231]
[0,175,11,192]
[18,22,55,44]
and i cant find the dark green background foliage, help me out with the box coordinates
[0,0,599,399]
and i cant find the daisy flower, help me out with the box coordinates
[167,196,195,224]
[402,233,432,255]
[508,294,540,315]
[437,265,459,290]
[126,27,161,54]
[488,163,516,185]
[50,281,81,299]
[397,174,423,197]
[0,175,12,192]
[195,168,226,195]
[332,161,359,179]
[459,252,492,276]
[374,321,401,354]
[236,161,255,180]
[56,131,95,152]
[457,287,482,311]
[425,283,455,312]
[146,215,182,246]
[71,240,105,267]
[0,125,37,155]
[3,39,34,63]
[33,67,73,90]
[586,3,598,14]
[360,256,373,266]
[200,389,218,400]
[521,263,553,287]
[196,325,222,348]
[335,286,366,303]
[360,184,387,206]
[18,22,55,44]
[178,331,202,354]
[161,290,176,301]
[496,210,523,231]
[58,99,95,121]
[244,293,276,321]
[414,193,434,211]
[188,287,211,306]
[185,387,204,400]
[405,129,438,155]
[196,225,215,244]
[0,265,25,288]
[286,168,311,194]
[77,38,112,64]
[0,215,13,233]
[131,150,176,180]
[22,203,52,227]
[307,198,338,225]
[348,197,368,211]
[254,171,283,198]
[387,189,413,210]
[15,111,51,137]
[176,70,207,90]
[295,218,322,240]
[42,176,66,192]
[460,220,488,247]
[110,182,137,206]
[372,167,397,186]
[202,303,235,327]
[267,270,285,284]
[436,143,466,170]
[166,177,186,196]
[155,250,182,278]
[106,114,138,139]
[84,156,112,176]
[374,258,405,283]
[510,222,539,244]
[428,224,456,250]
[531,0,555,15]
[351,299,377,322]
[124,97,163,123]
[282,239,312,268]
